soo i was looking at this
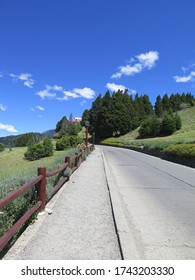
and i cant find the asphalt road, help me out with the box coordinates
[101,145,195,259]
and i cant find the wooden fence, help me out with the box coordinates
[0,145,94,252]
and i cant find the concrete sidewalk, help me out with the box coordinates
[4,146,121,260]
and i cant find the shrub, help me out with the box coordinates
[56,136,82,151]
[160,113,182,136]
[24,137,54,161]
[174,113,182,130]
[163,143,195,159]
[160,114,176,135]
[0,143,5,152]
[139,117,161,138]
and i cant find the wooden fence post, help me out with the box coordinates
[37,167,46,212]
[65,156,70,166]
[75,153,78,168]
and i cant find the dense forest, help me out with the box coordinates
[82,90,195,138]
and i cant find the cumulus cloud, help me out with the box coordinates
[63,91,80,99]
[111,51,159,79]
[36,88,56,99]
[72,87,95,99]
[173,71,195,83]
[37,85,95,101]
[10,72,35,88]
[106,82,127,92]
[0,104,6,111]
[0,123,18,133]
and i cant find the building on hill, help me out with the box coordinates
[71,117,82,123]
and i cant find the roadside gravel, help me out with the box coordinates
[4,146,121,260]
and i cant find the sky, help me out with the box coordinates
[0,0,195,137]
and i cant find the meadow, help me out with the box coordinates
[0,145,79,198]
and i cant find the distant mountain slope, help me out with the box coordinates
[42,129,56,137]
[0,129,55,147]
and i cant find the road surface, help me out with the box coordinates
[101,145,195,259]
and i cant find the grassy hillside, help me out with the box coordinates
[101,106,195,150]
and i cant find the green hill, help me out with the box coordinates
[101,106,195,151]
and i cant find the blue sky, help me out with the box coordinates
[0,0,195,137]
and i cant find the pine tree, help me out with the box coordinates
[154,95,163,117]
[162,93,171,113]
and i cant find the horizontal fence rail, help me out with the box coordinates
[0,144,94,253]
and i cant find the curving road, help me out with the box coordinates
[101,145,195,259]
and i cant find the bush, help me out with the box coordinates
[56,136,82,151]
[139,117,161,138]
[160,114,176,135]
[174,113,182,130]
[24,137,54,161]
[0,143,5,152]
[160,113,182,136]
[163,143,195,159]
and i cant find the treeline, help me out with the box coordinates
[82,90,195,138]
[0,133,44,148]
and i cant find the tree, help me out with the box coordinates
[154,95,163,117]
[162,93,171,113]
[96,90,113,138]
[89,94,103,138]
[55,116,70,138]
[139,117,161,138]
[81,109,90,126]
[160,113,177,136]
[108,90,132,136]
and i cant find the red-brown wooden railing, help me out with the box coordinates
[0,145,94,252]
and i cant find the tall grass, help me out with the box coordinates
[0,145,81,257]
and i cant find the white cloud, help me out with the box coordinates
[136,51,159,69]
[36,89,56,99]
[36,105,45,111]
[63,91,80,98]
[46,85,63,91]
[72,87,95,99]
[10,72,35,88]
[173,71,195,83]
[111,51,159,79]
[120,63,143,76]
[37,85,95,101]
[0,104,6,111]
[0,123,18,133]
[56,95,69,101]
[106,82,127,92]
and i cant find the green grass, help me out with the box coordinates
[100,106,195,150]
[0,145,79,200]
[0,144,80,255]
[0,146,78,179]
